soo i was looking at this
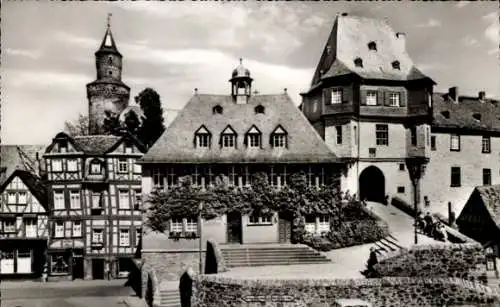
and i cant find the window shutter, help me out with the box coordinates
[399,91,407,107]
[383,91,391,106]
[244,134,248,147]
[269,133,273,147]
[376,90,384,106]
[360,90,367,106]
[323,89,331,105]
[342,87,351,103]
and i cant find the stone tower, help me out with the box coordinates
[86,15,130,135]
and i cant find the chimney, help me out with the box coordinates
[395,32,406,52]
[478,91,486,101]
[448,87,459,103]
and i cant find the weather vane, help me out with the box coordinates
[107,13,112,28]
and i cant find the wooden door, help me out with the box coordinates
[226,212,242,244]
[278,214,292,243]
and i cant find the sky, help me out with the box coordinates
[1,1,499,145]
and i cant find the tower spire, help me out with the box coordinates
[107,13,112,29]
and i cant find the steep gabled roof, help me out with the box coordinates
[141,93,339,164]
[96,26,121,57]
[432,93,500,133]
[0,169,48,210]
[462,185,500,229]
[309,14,434,91]
[1,145,46,185]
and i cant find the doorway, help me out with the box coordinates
[73,257,84,279]
[226,212,242,244]
[92,259,105,280]
[359,166,385,203]
[278,213,292,243]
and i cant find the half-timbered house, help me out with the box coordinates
[44,132,145,280]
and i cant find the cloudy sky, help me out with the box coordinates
[2,1,499,145]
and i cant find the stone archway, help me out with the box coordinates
[359,166,385,203]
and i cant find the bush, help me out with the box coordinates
[391,196,422,217]
[301,234,336,251]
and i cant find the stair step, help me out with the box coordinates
[223,254,327,259]
[226,261,331,267]
[378,239,398,251]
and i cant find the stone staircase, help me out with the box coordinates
[157,289,180,307]
[487,270,500,290]
[221,244,331,268]
[372,234,405,258]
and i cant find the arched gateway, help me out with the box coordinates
[359,166,385,203]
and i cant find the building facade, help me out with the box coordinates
[43,133,145,280]
[140,61,342,268]
[301,13,499,217]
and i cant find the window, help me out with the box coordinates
[51,254,69,274]
[354,57,363,68]
[196,134,210,148]
[366,91,377,106]
[410,127,417,146]
[134,163,141,174]
[249,213,273,225]
[119,229,130,247]
[185,218,198,234]
[331,89,343,105]
[52,159,62,172]
[254,105,265,114]
[222,134,236,148]
[17,192,27,204]
[135,228,142,246]
[72,221,82,237]
[54,221,64,238]
[272,134,285,148]
[69,191,80,209]
[247,133,261,148]
[431,135,436,151]
[170,218,183,233]
[305,216,316,234]
[134,189,142,210]
[451,167,461,187]
[92,229,104,244]
[397,186,405,193]
[118,158,128,173]
[53,191,65,210]
[369,148,376,158]
[118,190,130,209]
[153,168,164,189]
[368,41,377,51]
[67,159,78,172]
[376,124,389,146]
[3,219,15,233]
[392,61,400,70]
[108,56,113,64]
[483,169,492,186]
[482,136,491,153]
[213,105,223,114]
[389,93,400,107]
[58,141,68,153]
[90,161,102,174]
[336,126,342,144]
[399,163,405,171]
[124,144,133,154]
[450,134,460,151]
[318,216,330,234]
[92,193,102,209]
[7,192,16,204]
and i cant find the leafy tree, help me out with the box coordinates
[64,114,90,136]
[135,88,166,148]
[124,110,141,134]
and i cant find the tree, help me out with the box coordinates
[124,110,141,134]
[103,110,121,135]
[64,114,90,136]
[135,88,166,148]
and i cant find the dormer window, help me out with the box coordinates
[58,140,68,153]
[354,58,363,68]
[90,159,102,174]
[255,105,265,114]
[368,42,377,51]
[473,113,482,121]
[271,125,288,148]
[441,111,450,119]
[245,125,262,148]
[194,125,211,148]
[392,61,400,70]
[213,105,223,115]
[124,141,133,153]
[220,125,237,148]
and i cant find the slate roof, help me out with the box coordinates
[432,93,500,133]
[141,93,339,164]
[96,26,121,57]
[0,145,46,185]
[0,169,49,210]
[45,133,146,155]
[472,185,500,228]
[308,14,434,92]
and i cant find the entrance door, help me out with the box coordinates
[226,212,242,244]
[92,259,105,280]
[278,213,292,243]
[16,249,32,274]
[359,166,385,203]
[73,257,84,279]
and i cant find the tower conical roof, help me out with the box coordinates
[96,18,121,57]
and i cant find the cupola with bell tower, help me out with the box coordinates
[230,58,253,104]
[86,13,131,135]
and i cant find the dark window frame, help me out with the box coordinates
[376,124,389,146]
[451,167,461,187]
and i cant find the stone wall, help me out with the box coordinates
[142,250,206,285]
[204,239,228,274]
[374,243,488,283]
[193,275,500,307]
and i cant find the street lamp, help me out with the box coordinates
[406,158,427,245]
[198,202,203,274]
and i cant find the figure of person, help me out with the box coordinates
[366,247,378,275]
[179,267,195,307]
[424,196,430,208]
[416,213,426,231]
[105,261,110,280]
[423,212,434,236]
